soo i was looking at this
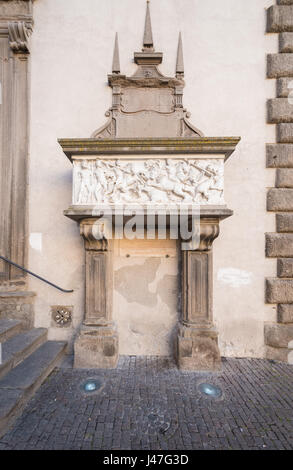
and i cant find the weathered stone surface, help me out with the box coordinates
[266,278,293,303]
[277,123,293,143]
[277,258,293,277]
[267,6,293,33]
[277,77,293,97]
[267,54,293,78]
[0,328,47,380]
[265,323,293,348]
[267,144,293,167]
[266,233,293,257]
[0,319,22,343]
[74,326,118,369]
[177,335,221,372]
[276,168,293,187]
[0,340,66,438]
[0,1,32,17]
[266,345,293,363]
[0,303,34,331]
[268,98,293,123]
[0,291,35,301]
[278,0,293,5]
[176,325,221,371]
[278,304,293,323]
[267,188,293,211]
[279,32,293,52]
[277,213,293,231]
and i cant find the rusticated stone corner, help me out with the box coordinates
[278,304,293,323]
[266,278,293,303]
[277,258,293,276]
[266,144,293,168]
[268,98,293,123]
[267,188,293,211]
[267,5,293,33]
[265,322,293,348]
[279,32,293,52]
[266,345,293,363]
[276,168,293,187]
[277,123,293,143]
[266,233,293,257]
[277,77,293,98]
[266,0,293,365]
[276,213,293,232]
[267,54,293,78]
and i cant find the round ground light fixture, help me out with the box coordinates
[198,383,222,399]
[82,378,103,394]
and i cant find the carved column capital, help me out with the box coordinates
[80,218,112,251]
[8,21,32,54]
[198,219,220,251]
[183,218,220,251]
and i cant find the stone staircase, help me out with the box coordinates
[0,318,66,438]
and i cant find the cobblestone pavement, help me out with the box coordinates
[0,356,293,450]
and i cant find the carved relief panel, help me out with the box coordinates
[72,158,225,206]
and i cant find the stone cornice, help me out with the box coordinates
[63,206,233,223]
[58,137,241,162]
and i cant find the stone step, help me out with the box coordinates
[0,340,67,438]
[0,328,47,380]
[0,319,22,343]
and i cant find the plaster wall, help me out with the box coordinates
[28,0,277,357]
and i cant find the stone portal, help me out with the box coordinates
[59,1,240,370]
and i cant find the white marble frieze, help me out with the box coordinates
[72,158,225,205]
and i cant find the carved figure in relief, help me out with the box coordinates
[147,159,194,201]
[74,158,223,205]
[94,160,108,203]
[77,161,94,204]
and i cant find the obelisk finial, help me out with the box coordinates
[176,32,184,77]
[112,33,120,74]
[143,0,154,51]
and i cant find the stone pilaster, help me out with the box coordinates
[0,1,33,282]
[176,219,221,371]
[74,219,119,369]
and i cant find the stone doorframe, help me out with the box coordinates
[60,137,240,371]
[73,211,231,372]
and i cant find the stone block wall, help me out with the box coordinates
[266,0,293,363]
[0,291,36,330]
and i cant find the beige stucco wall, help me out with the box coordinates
[28,0,277,357]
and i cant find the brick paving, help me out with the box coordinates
[0,356,293,450]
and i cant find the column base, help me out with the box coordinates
[74,324,119,369]
[176,324,222,371]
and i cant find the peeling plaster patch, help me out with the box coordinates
[217,268,253,288]
[114,258,161,307]
[288,350,293,365]
[29,233,42,252]
[288,340,293,349]
[157,274,178,313]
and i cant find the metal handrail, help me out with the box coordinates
[0,255,74,293]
